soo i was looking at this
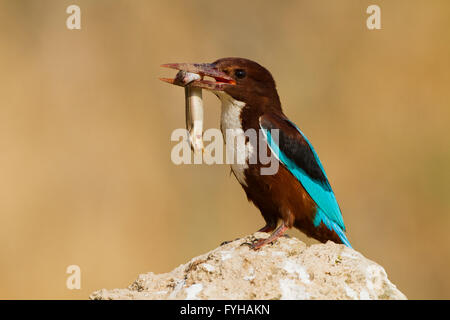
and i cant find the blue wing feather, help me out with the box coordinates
[260,114,351,247]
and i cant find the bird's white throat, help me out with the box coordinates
[215,92,254,187]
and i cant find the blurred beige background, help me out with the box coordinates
[0,0,449,299]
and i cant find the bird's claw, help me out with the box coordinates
[221,237,242,246]
[220,240,232,246]
[240,242,254,248]
[240,238,272,250]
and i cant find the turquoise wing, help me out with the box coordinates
[259,113,351,247]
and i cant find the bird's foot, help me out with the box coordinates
[249,238,275,250]
[242,222,289,250]
[240,237,278,250]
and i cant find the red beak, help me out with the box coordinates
[160,63,236,91]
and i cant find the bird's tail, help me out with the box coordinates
[317,212,352,248]
[331,221,352,248]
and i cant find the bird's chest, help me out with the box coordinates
[219,96,255,187]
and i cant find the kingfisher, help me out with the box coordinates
[161,58,351,250]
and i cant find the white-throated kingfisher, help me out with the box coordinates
[161,58,351,250]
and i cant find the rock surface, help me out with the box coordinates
[90,233,407,300]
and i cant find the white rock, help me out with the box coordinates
[90,233,407,300]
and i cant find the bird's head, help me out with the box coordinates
[161,57,281,111]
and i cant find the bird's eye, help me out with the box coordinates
[234,69,246,79]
